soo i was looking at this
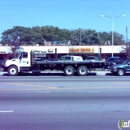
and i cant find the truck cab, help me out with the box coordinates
[3,50,46,76]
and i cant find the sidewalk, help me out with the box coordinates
[90,70,110,76]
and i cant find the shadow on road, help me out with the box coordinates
[1,72,111,76]
[2,72,130,76]
[105,73,130,76]
[3,72,97,76]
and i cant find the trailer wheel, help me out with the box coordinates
[77,66,88,76]
[117,69,125,76]
[64,66,75,76]
[8,65,18,76]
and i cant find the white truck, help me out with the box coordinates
[2,49,105,76]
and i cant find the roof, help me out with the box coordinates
[0,46,12,54]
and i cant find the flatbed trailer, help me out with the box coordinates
[3,50,105,76]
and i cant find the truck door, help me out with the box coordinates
[19,52,30,67]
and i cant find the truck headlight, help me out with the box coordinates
[4,61,8,67]
[1,60,5,67]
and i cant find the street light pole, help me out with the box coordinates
[79,28,81,45]
[100,14,126,57]
[111,18,114,57]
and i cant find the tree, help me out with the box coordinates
[70,29,100,45]
[1,26,46,45]
[99,31,125,45]
[83,29,100,45]
[114,32,125,45]
[1,26,21,45]
[99,31,110,45]
[70,30,80,45]
[0,26,126,46]
[40,26,71,44]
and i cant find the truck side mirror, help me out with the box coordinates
[19,53,22,60]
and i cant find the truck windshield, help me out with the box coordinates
[122,60,130,64]
[12,52,21,59]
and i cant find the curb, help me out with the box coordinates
[0,71,109,76]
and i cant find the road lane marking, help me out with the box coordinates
[6,82,57,90]
[0,110,13,113]
[57,86,130,90]
[2,82,130,91]
[113,82,130,84]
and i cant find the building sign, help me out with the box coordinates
[0,51,12,54]
[69,48,94,53]
[69,48,80,53]
[33,50,46,57]
[0,51,6,54]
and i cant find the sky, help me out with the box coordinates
[0,0,129,41]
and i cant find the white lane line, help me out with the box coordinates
[0,110,13,113]
[6,83,57,90]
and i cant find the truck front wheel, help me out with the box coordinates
[117,69,125,76]
[8,66,18,76]
[77,66,88,76]
[64,66,75,76]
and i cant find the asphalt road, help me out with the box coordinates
[0,73,130,130]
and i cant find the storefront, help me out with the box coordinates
[0,45,127,61]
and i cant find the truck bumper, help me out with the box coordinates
[3,67,8,72]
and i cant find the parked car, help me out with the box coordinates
[110,60,130,76]
[58,55,83,61]
[104,56,126,69]
[84,56,100,62]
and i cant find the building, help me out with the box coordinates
[0,45,127,60]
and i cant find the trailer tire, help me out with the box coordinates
[77,66,88,76]
[117,69,125,76]
[64,66,75,76]
[8,65,18,76]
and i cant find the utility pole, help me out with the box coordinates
[79,28,81,45]
[126,26,128,43]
